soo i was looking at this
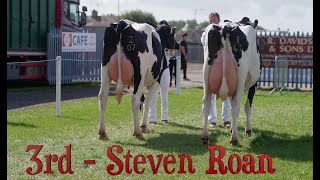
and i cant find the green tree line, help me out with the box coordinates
[118,10,211,33]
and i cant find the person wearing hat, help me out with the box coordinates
[180,33,190,81]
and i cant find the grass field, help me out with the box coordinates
[7,88,313,179]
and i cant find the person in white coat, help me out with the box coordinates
[148,20,176,123]
[201,12,231,128]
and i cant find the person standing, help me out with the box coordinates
[180,33,190,81]
[201,12,231,128]
[169,56,176,87]
[148,20,175,123]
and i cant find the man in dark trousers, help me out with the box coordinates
[180,33,190,81]
[169,42,180,87]
[169,56,176,87]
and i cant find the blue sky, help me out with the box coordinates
[81,0,313,33]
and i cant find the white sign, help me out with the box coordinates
[62,32,96,52]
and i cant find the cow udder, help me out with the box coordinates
[108,52,134,86]
[209,52,238,98]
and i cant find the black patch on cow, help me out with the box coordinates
[119,25,149,61]
[238,17,259,29]
[159,20,169,26]
[116,21,149,94]
[102,26,120,66]
[151,33,163,81]
[158,49,169,83]
[239,17,252,26]
[253,19,258,29]
[156,24,176,50]
[223,25,248,65]
[110,22,118,29]
[116,20,129,34]
[247,82,257,107]
[207,25,223,65]
[140,94,145,110]
[132,57,142,94]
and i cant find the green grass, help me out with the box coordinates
[7,88,313,179]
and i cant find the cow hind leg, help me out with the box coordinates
[230,86,244,146]
[141,82,160,133]
[132,66,145,140]
[201,89,212,145]
[245,82,257,136]
[132,90,144,139]
[98,65,111,140]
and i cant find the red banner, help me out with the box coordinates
[257,36,313,68]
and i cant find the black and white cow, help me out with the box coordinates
[201,18,261,146]
[149,20,177,123]
[98,19,176,140]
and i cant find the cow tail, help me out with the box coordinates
[219,36,229,101]
[116,33,124,104]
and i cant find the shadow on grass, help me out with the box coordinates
[114,132,220,156]
[112,123,234,155]
[7,121,38,128]
[242,127,313,162]
[165,122,203,131]
[113,126,312,162]
[113,120,312,162]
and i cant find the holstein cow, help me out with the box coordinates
[98,19,176,140]
[149,20,177,123]
[201,18,261,146]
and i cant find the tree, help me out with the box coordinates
[199,21,209,30]
[186,20,197,30]
[118,10,157,27]
[168,20,186,33]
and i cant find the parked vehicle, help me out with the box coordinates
[7,0,87,80]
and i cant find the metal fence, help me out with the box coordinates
[258,59,313,90]
[45,29,312,90]
[186,43,204,63]
[47,28,104,85]
[43,58,312,90]
[47,59,101,85]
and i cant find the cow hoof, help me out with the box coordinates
[140,125,149,134]
[201,136,209,145]
[230,139,240,146]
[246,130,252,136]
[98,130,108,140]
[133,133,144,140]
